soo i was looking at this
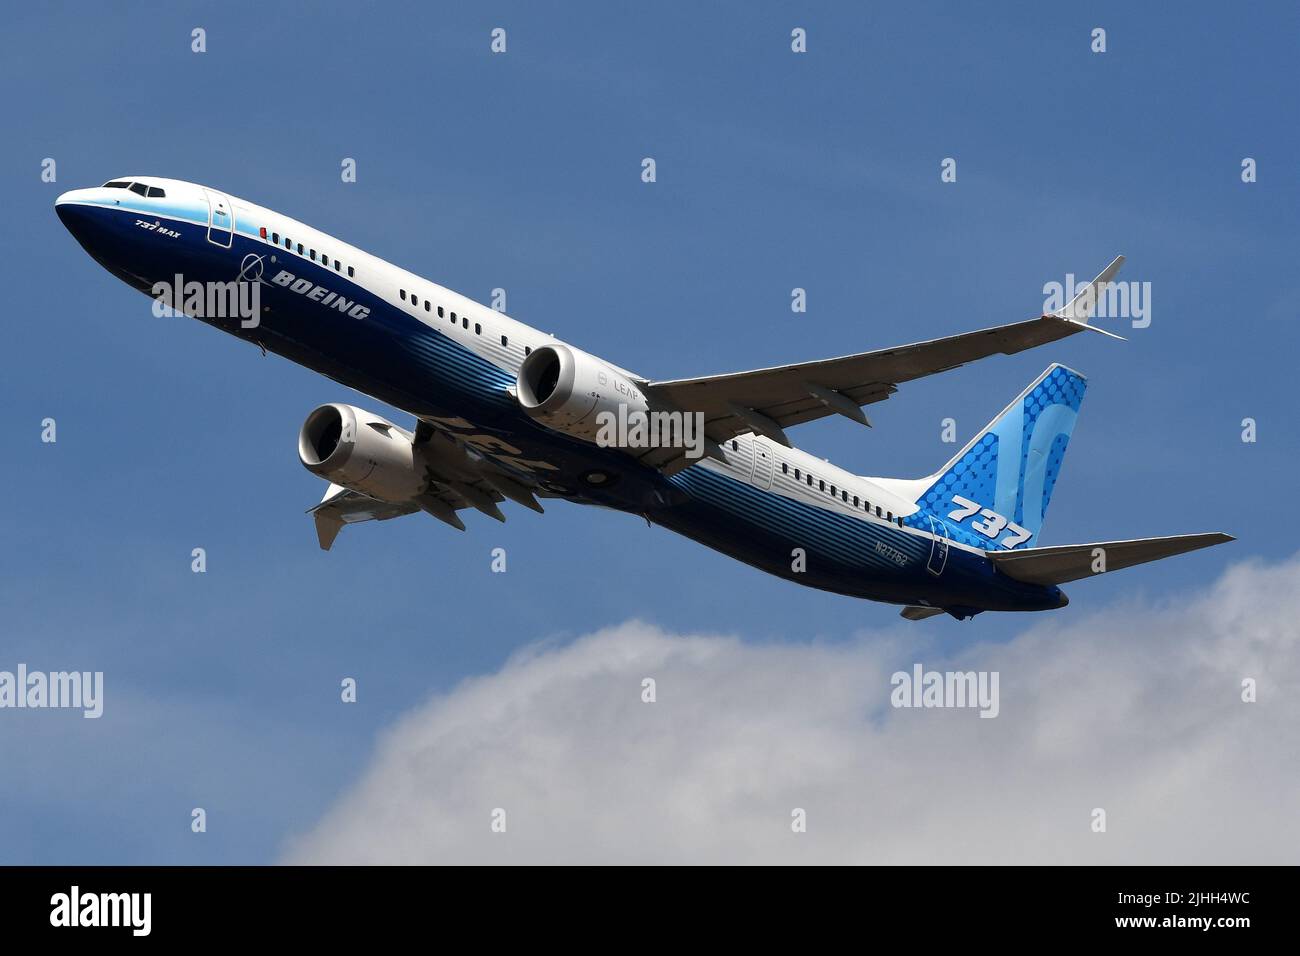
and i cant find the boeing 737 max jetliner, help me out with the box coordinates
[56,176,1232,620]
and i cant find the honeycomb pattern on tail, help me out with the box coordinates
[918,365,1086,549]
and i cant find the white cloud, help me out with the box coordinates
[282,556,1300,864]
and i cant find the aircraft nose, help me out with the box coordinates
[54,189,96,233]
[55,187,95,208]
[54,188,126,270]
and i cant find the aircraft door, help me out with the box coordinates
[926,515,950,576]
[751,444,774,490]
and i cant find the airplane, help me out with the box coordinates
[55,176,1232,620]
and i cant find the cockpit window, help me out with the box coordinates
[103,181,130,188]
[146,186,166,198]
[129,183,149,196]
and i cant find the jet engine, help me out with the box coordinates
[298,403,427,502]
[516,343,651,443]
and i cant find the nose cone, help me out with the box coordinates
[55,188,97,235]
[55,187,96,208]
[54,187,144,289]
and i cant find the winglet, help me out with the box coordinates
[1050,255,1125,332]
[1075,323,1127,342]
[314,513,344,550]
[900,605,946,621]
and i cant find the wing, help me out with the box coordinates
[309,484,420,550]
[641,257,1125,459]
[308,421,552,550]
[900,605,947,621]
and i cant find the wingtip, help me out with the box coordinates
[1055,317,1127,341]
[314,514,343,551]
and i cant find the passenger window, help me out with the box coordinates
[463,317,468,329]
[876,506,882,517]
[842,490,848,502]
[806,475,812,486]
[426,301,431,312]
[524,346,531,355]
[475,323,481,335]
[284,238,291,249]
[782,463,788,474]
[731,440,738,451]
[347,266,354,277]
[819,479,825,491]
[830,485,836,496]
[400,290,406,300]
[310,250,316,261]
[501,335,508,346]
[853,495,859,507]
[272,233,279,244]
[437,306,444,318]
[129,182,148,196]
[297,243,303,254]
[887,512,893,522]
[334,260,341,272]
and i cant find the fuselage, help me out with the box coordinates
[55,176,1066,616]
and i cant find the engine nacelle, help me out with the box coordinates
[516,344,650,443]
[298,403,426,502]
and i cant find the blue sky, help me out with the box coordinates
[2,1,1296,863]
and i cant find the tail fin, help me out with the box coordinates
[914,364,1087,549]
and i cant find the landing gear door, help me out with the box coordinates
[204,189,234,248]
[926,515,949,576]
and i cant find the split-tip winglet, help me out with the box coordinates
[1048,254,1128,339]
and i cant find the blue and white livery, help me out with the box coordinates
[56,176,1232,620]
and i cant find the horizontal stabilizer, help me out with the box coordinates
[988,532,1234,586]
[900,605,947,621]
